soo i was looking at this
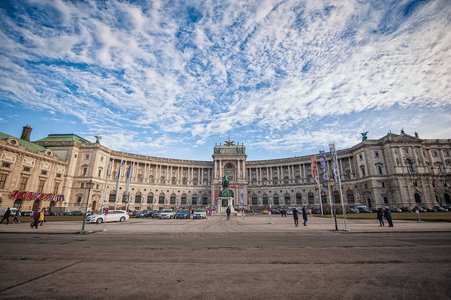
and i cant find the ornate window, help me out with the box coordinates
[159,193,165,204]
[147,193,154,204]
[135,192,142,204]
[308,192,315,205]
[202,194,208,205]
[252,194,258,205]
[406,159,414,173]
[192,194,198,205]
[273,193,279,205]
[109,191,116,203]
[170,193,176,204]
[181,194,187,205]
[296,193,302,205]
[262,194,269,205]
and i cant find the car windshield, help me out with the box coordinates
[178,210,189,213]
[162,210,172,213]
[195,209,204,212]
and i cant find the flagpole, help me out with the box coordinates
[101,154,111,212]
[114,153,124,210]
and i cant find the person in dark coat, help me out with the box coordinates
[1,208,12,224]
[12,209,21,224]
[302,206,308,226]
[384,206,393,227]
[292,208,299,227]
[226,206,231,221]
[376,208,385,226]
[30,208,41,229]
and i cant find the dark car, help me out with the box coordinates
[68,211,83,216]
[432,205,447,212]
[400,207,411,213]
[151,211,163,218]
[389,206,402,213]
[350,208,359,213]
[175,210,190,219]
[422,206,434,212]
[357,207,371,213]
[136,210,152,218]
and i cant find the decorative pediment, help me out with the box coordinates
[22,157,34,167]
[2,153,17,163]
[392,134,420,142]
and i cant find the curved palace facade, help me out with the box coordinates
[1,126,450,212]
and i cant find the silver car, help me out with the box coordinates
[86,210,129,224]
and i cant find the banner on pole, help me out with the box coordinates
[310,155,319,190]
[319,151,328,188]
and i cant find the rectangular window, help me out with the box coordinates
[56,174,62,178]
[381,182,385,188]
[53,181,60,194]
[38,179,45,193]
[19,176,28,191]
[3,162,11,168]
[81,183,85,188]
[374,151,379,157]
[86,154,90,159]
[98,170,102,177]
[0,173,7,189]
[41,170,47,175]
[23,167,31,172]
[83,168,87,176]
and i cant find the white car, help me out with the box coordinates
[193,209,206,219]
[86,210,129,224]
[159,209,176,219]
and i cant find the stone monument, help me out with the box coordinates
[218,172,234,214]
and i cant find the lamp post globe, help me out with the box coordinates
[81,179,95,233]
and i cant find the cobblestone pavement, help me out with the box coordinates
[0,215,450,299]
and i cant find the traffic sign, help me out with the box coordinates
[105,209,109,215]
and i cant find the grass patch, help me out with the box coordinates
[315,212,451,222]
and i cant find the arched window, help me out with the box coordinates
[202,194,208,205]
[135,192,142,204]
[273,193,279,205]
[192,194,198,205]
[109,191,116,203]
[360,166,366,177]
[252,194,258,205]
[346,191,354,204]
[321,191,327,204]
[147,192,154,204]
[263,194,269,205]
[383,197,389,204]
[181,194,187,205]
[414,193,421,203]
[252,179,256,186]
[333,191,341,204]
[376,165,383,175]
[273,177,278,185]
[296,193,302,205]
[284,193,290,205]
[170,193,176,204]
[159,193,165,204]
[308,192,314,205]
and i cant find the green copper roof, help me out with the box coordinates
[0,132,47,152]
[37,134,91,144]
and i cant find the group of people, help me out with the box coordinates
[376,206,394,227]
[0,207,46,229]
[292,207,308,227]
[0,208,21,224]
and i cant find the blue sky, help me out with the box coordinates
[0,0,450,161]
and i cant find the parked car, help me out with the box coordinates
[151,211,163,218]
[442,206,451,212]
[432,205,447,212]
[176,210,191,219]
[193,209,206,219]
[357,207,371,213]
[400,207,411,213]
[350,208,359,213]
[21,211,33,217]
[262,209,269,214]
[422,206,434,212]
[86,210,129,224]
[159,209,176,219]
[68,211,83,216]
[0,207,19,217]
[389,206,402,213]
[136,210,152,218]
[369,207,378,213]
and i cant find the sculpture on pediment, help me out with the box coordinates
[95,135,102,143]
[219,172,233,197]
[361,131,369,141]
[225,136,234,146]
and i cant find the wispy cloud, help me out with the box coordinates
[0,0,449,159]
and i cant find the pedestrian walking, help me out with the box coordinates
[384,206,393,227]
[302,206,308,226]
[39,209,45,226]
[0,207,12,224]
[226,206,231,221]
[292,208,299,227]
[30,208,40,229]
[376,208,385,226]
[12,209,21,224]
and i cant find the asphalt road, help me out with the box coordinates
[0,215,450,299]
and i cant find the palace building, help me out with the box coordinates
[1,125,450,212]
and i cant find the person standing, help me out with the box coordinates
[30,208,40,229]
[384,206,393,227]
[0,208,12,224]
[39,209,45,226]
[12,209,21,224]
[292,208,299,227]
[302,206,308,226]
[226,206,231,221]
[376,208,385,226]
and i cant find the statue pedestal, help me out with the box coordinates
[217,197,234,214]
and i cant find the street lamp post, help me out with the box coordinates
[81,179,95,233]
[328,179,338,231]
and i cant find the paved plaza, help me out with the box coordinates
[0,214,450,299]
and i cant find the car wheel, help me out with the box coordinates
[120,217,126,222]
[96,218,103,224]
